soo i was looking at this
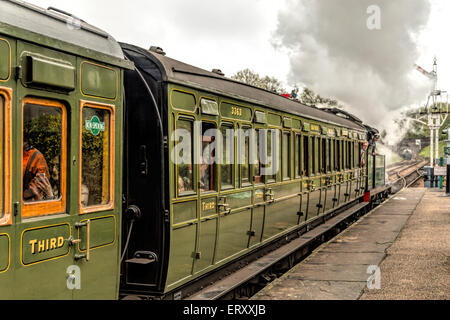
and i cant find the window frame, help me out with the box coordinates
[328,138,333,173]
[337,139,342,172]
[239,124,252,187]
[199,120,218,194]
[266,128,280,183]
[253,127,264,184]
[0,88,11,226]
[303,135,310,177]
[321,137,327,174]
[21,97,68,218]
[312,136,318,175]
[294,133,301,179]
[175,115,196,198]
[282,131,291,181]
[79,100,115,214]
[220,122,235,190]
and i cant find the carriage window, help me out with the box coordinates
[240,127,251,185]
[312,137,318,174]
[254,129,262,184]
[22,99,66,217]
[200,122,216,192]
[350,141,354,168]
[350,141,353,169]
[349,141,352,168]
[358,142,362,167]
[295,134,300,178]
[347,141,352,169]
[221,125,233,189]
[282,132,290,180]
[336,140,341,171]
[334,140,337,170]
[267,130,274,182]
[328,139,333,172]
[346,141,350,169]
[267,129,280,182]
[321,138,327,174]
[176,119,194,195]
[303,136,309,176]
[81,106,113,210]
[0,96,4,221]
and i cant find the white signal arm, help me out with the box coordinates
[414,64,437,80]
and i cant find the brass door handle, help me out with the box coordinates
[218,203,230,210]
[218,203,231,215]
[74,220,91,261]
[264,189,274,202]
[67,237,81,246]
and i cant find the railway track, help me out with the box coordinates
[388,160,428,192]
[185,160,428,301]
[386,160,417,173]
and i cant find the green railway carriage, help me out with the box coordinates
[120,44,374,299]
[0,0,133,299]
[0,0,387,300]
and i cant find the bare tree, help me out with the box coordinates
[298,87,343,109]
[231,69,345,109]
[231,69,285,94]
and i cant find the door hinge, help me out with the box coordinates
[14,66,22,81]
[247,230,256,237]
[164,209,169,223]
[13,202,19,216]
[191,252,201,260]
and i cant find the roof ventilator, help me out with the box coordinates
[149,46,166,56]
[212,69,225,76]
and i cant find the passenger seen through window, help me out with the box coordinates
[200,122,216,192]
[176,119,194,195]
[23,104,62,202]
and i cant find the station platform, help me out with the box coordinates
[252,188,450,300]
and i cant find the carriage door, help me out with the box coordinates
[16,39,78,299]
[74,101,119,299]
[0,85,13,298]
[18,96,74,299]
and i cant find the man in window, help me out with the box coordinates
[23,133,54,202]
[199,155,210,191]
[369,133,379,155]
[361,141,369,166]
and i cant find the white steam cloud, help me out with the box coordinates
[274,0,432,144]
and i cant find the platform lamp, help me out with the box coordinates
[444,127,450,195]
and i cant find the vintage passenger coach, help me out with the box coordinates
[0,0,133,299]
[0,0,387,299]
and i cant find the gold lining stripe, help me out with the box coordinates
[0,88,12,226]
[0,233,10,273]
[169,88,198,113]
[20,223,71,267]
[0,38,11,82]
[80,61,118,101]
[77,215,116,252]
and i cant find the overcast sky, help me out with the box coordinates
[25,0,290,83]
[21,0,450,131]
